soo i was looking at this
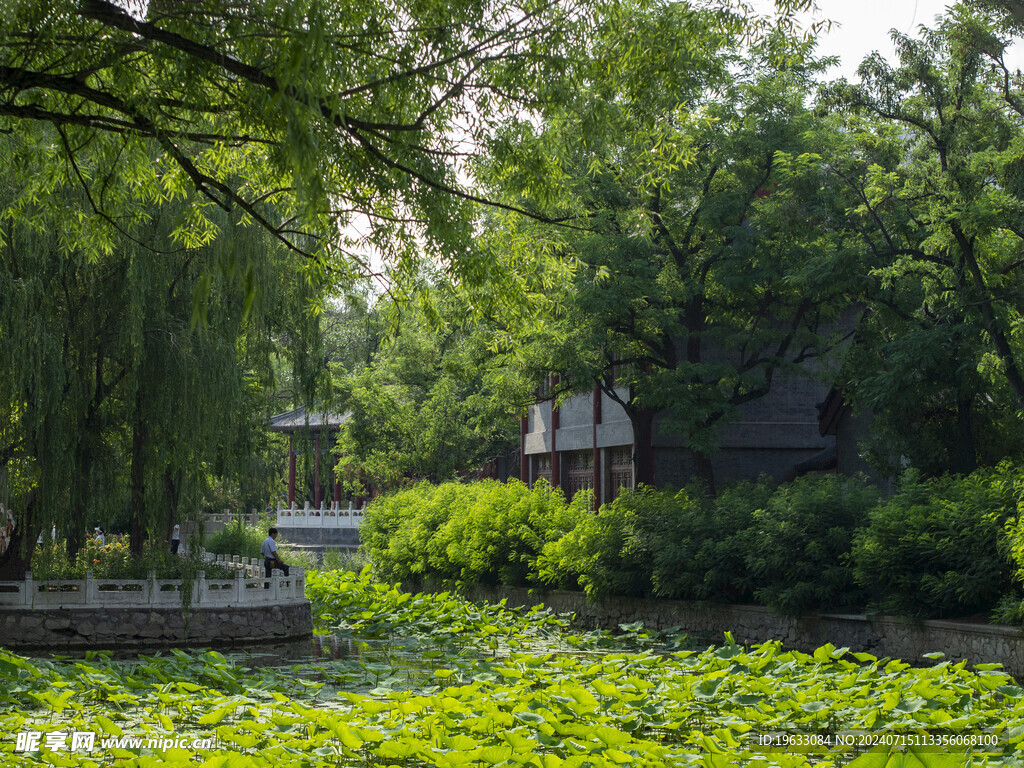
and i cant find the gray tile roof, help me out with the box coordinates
[268,406,349,433]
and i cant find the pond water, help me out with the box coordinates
[11,571,1022,767]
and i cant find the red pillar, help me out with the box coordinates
[520,415,529,484]
[592,383,602,510]
[314,435,322,509]
[333,456,342,506]
[550,376,560,491]
[287,435,296,507]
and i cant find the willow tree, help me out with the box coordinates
[0,122,317,574]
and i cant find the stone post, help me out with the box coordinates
[85,571,95,605]
[24,571,33,607]
[148,571,157,605]
[235,569,245,606]
[197,571,206,606]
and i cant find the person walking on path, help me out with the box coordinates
[260,527,289,588]
[170,524,181,555]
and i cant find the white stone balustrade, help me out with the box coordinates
[205,501,363,530]
[0,550,305,608]
[272,500,363,528]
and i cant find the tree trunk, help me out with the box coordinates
[694,452,717,495]
[952,391,978,476]
[67,445,93,562]
[163,468,179,542]
[129,407,146,557]
[630,407,656,488]
[684,305,716,493]
[954,225,1024,409]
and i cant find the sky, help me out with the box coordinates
[749,0,1024,80]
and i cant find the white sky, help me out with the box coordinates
[749,0,1024,80]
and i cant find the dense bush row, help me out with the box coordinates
[362,464,1024,621]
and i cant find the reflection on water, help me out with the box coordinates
[226,633,368,667]
[32,632,383,671]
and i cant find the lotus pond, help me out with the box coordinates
[2,567,1024,767]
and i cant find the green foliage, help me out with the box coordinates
[363,469,1024,621]
[203,516,311,571]
[536,485,738,599]
[642,481,772,603]
[30,533,231,580]
[434,481,590,587]
[358,481,466,583]
[853,464,1023,619]
[822,7,1024,475]
[0,0,584,280]
[318,547,373,574]
[840,313,1017,478]
[3,570,1024,767]
[0,124,319,572]
[742,475,880,615]
[477,6,863,488]
[361,479,587,588]
[306,567,572,648]
[536,489,654,598]
[204,518,273,560]
[280,548,318,573]
[330,290,518,493]
[538,475,878,612]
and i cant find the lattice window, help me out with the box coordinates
[566,450,594,499]
[533,453,552,486]
[608,446,633,501]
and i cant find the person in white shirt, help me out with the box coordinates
[260,527,289,587]
[170,524,181,555]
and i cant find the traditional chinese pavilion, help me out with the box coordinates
[269,407,350,508]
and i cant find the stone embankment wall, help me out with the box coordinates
[452,585,1024,679]
[0,602,312,652]
[273,526,360,550]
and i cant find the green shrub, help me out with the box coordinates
[852,463,1022,619]
[361,479,585,587]
[360,481,478,583]
[997,515,1024,624]
[742,474,879,615]
[537,487,658,598]
[278,547,318,573]
[205,517,273,559]
[641,481,771,603]
[433,480,589,587]
[538,482,775,603]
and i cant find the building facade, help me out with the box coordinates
[521,371,835,505]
